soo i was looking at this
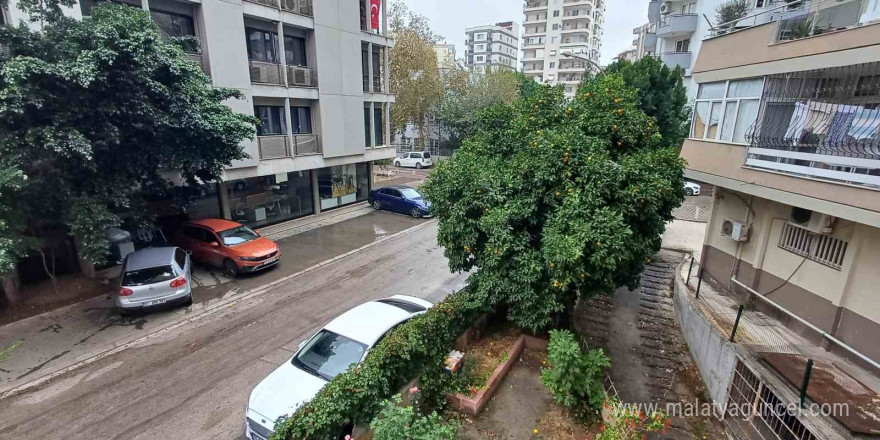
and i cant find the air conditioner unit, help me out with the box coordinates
[659,2,672,14]
[250,66,268,83]
[721,218,749,242]
[789,207,835,234]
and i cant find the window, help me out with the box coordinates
[476,55,484,62]
[227,171,314,227]
[218,226,260,246]
[291,106,311,134]
[122,266,176,286]
[674,38,690,52]
[363,106,371,147]
[779,223,848,269]
[374,105,384,145]
[284,35,307,66]
[254,105,287,136]
[550,62,556,68]
[551,36,558,43]
[174,248,187,268]
[553,10,559,17]
[692,78,764,144]
[292,330,367,381]
[246,28,278,63]
[476,44,485,51]
[183,226,211,243]
[150,10,195,39]
[552,24,560,30]
[475,33,486,40]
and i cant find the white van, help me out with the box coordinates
[393,151,433,169]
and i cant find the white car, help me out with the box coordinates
[684,181,702,196]
[394,152,433,169]
[245,295,433,440]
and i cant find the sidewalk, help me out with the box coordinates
[0,207,428,396]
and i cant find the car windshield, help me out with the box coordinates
[292,330,367,381]
[399,188,422,199]
[122,266,176,286]
[218,226,259,246]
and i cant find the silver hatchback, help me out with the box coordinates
[116,247,193,313]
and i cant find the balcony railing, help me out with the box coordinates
[658,51,692,70]
[249,60,284,85]
[280,0,312,16]
[525,1,549,9]
[745,62,880,188]
[243,0,279,8]
[657,13,698,38]
[710,0,879,40]
[287,65,318,88]
[362,74,384,93]
[293,134,320,155]
[258,136,290,160]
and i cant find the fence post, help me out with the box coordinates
[687,257,694,285]
[800,359,814,409]
[696,268,703,299]
[730,305,744,342]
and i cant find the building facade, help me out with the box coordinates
[631,21,656,60]
[520,0,605,97]
[434,43,457,71]
[680,2,880,439]
[2,0,396,234]
[464,21,520,73]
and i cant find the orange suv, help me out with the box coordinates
[175,219,280,277]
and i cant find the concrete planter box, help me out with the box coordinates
[446,334,548,416]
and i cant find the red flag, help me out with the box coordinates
[370,0,381,30]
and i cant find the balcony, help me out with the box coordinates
[524,1,548,10]
[656,13,698,38]
[293,134,320,155]
[708,0,878,41]
[362,74,385,93]
[243,0,313,16]
[647,0,661,22]
[658,51,692,70]
[287,65,317,88]
[563,0,592,4]
[249,60,284,85]
[257,136,290,159]
[642,32,656,49]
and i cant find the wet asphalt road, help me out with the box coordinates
[0,221,467,440]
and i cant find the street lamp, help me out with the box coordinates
[561,51,602,73]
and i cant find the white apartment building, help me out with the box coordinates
[521,0,605,97]
[1,0,396,231]
[435,43,457,71]
[464,21,520,73]
[631,21,656,60]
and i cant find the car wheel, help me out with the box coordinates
[411,207,422,218]
[685,188,694,196]
[394,161,401,167]
[415,162,423,169]
[184,295,193,307]
[223,259,238,278]
[373,200,382,210]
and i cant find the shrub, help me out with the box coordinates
[271,287,490,440]
[716,0,750,29]
[370,392,459,440]
[598,398,671,440]
[541,329,611,417]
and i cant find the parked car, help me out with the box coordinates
[245,295,433,440]
[684,181,702,196]
[174,219,280,277]
[116,247,192,313]
[368,185,432,218]
[393,151,432,169]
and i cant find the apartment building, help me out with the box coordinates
[631,21,656,60]
[435,43,457,71]
[464,21,520,73]
[679,1,880,439]
[521,0,605,97]
[2,0,396,233]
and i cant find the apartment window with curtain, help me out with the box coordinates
[247,28,278,63]
[374,105,384,146]
[284,35,307,66]
[254,105,287,136]
[150,10,195,38]
[364,106,371,147]
[692,78,764,144]
[675,38,690,52]
[290,107,311,134]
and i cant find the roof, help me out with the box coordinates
[125,247,176,271]
[323,300,415,346]
[186,218,241,232]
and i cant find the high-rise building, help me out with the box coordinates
[520,0,605,97]
[464,21,520,73]
[1,0,396,232]
[434,43,457,71]
[631,21,656,60]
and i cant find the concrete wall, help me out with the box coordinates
[673,259,738,404]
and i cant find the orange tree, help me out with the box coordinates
[421,74,686,331]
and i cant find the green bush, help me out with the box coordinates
[271,287,490,440]
[370,393,459,440]
[541,329,611,417]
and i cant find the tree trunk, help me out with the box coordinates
[2,271,21,305]
[39,247,58,293]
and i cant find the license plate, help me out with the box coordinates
[143,298,167,307]
[261,257,278,266]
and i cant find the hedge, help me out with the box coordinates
[270,286,491,440]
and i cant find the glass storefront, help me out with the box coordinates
[317,163,370,211]
[227,170,315,228]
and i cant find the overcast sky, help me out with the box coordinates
[402,0,650,66]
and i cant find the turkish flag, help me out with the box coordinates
[370,0,381,30]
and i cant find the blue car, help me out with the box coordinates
[369,186,432,218]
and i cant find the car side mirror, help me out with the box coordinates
[209,241,219,247]
[185,250,193,256]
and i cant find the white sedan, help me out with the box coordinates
[394,152,433,169]
[684,181,702,196]
[244,295,433,440]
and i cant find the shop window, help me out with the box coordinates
[317,164,369,211]
[227,171,314,228]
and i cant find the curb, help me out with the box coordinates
[0,219,438,401]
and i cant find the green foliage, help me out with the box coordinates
[598,397,671,440]
[602,57,690,149]
[0,4,255,267]
[0,163,30,273]
[272,287,491,440]
[14,0,76,24]
[541,329,610,416]
[716,0,750,29]
[370,394,459,440]
[436,69,523,149]
[422,74,686,331]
